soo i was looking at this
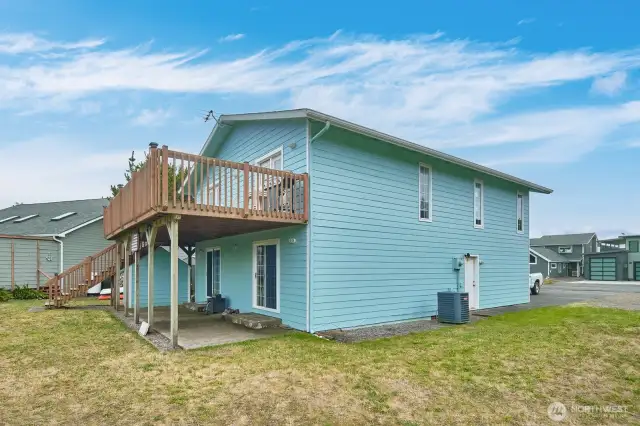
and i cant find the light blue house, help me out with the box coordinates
[103,108,552,339]
[185,109,552,332]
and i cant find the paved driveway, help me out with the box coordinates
[476,280,640,316]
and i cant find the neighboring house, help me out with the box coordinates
[584,234,640,281]
[529,233,597,278]
[529,247,571,278]
[102,108,553,335]
[0,199,110,289]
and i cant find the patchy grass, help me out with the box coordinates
[0,301,638,425]
[544,278,556,285]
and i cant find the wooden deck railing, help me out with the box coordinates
[46,244,119,307]
[104,145,309,238]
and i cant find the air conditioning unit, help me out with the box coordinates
[437,291,470,324]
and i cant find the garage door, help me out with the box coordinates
[590,258,616,281]
[635,262,640,281]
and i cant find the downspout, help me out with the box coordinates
[52,236,64,273]
[310,121,331,143]
[305,120,311,333]
[306,120,331,333]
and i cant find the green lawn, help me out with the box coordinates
[0,300,638,425]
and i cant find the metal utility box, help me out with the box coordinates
[437,291,470,324]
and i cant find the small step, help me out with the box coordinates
[221,312,282,329]
[182,302,207,312]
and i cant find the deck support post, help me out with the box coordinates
[134,242,141,324]
[114,242,121,310]
[180,245,195,303]
[122,236,130,314]
[145,224,158,327]
[167,215,181,348]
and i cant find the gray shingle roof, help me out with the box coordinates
[0,199,108,236]
[530,247,570,263]
[530,232,596,247]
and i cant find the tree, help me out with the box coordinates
[108,150,187,202]
[108,151,145,200]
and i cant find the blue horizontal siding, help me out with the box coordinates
[129,248,189,308]
[195,226,307,331]
[310,125,530,331]
[192,119,309,331]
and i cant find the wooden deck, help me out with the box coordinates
[103,145,309,244]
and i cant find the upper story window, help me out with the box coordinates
[529,253,537,264]
[516,192,524,233]
[558,246,573,254]
[419,164,432,221]
[629,240,639,253]
[474,179,484,228]
[256,148,283,170]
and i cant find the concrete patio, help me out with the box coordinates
[143,306,289,349]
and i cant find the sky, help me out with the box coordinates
[0,0,639,238]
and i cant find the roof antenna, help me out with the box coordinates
[203,110,221,125]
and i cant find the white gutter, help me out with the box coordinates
[52,236,64,273]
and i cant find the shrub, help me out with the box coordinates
[0,288,12,302]
[11,285,47,300]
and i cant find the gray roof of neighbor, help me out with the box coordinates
[530,232,596,247]
[0,199,108,236]
[530,247,571,263]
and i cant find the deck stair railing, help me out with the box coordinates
[45,244,119,308]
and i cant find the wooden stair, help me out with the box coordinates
[44,244,119,308]
[45,240,152,308]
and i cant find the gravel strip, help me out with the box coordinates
[66,304,177,351]
[316,318,463,343]
[579,293,640,311]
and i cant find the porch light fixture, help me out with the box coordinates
[288,238,296,244]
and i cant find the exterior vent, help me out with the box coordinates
[0,215,19,223]
[14,214,39,223]
[51,212,76,221]
[437,291,470,324]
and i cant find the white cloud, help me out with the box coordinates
[0,138,127,208]
[131,108,172,126]
[590,71,627,96]
[517,18,536,25]
[219,33,245,43]
[0,32,105,54]
[2,31,640,165]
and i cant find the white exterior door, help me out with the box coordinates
[464,256,480,310]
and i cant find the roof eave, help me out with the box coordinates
[202,108,553,194]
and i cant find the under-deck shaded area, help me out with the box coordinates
[148,306,288,349]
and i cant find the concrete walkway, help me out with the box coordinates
[147,306,288,349]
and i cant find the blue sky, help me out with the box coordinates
[1,0,639,238]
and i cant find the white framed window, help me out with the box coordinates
[529,253,537,264]
[473,179,484,229]
[558,246,573,254]
[418,163,432,222]
[206,248,221,297]
[516,192,524,233]
[252,239,280,313]
[550,262,557,269]
[255,147,283,170]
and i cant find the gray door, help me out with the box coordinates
[590,258,616,281]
